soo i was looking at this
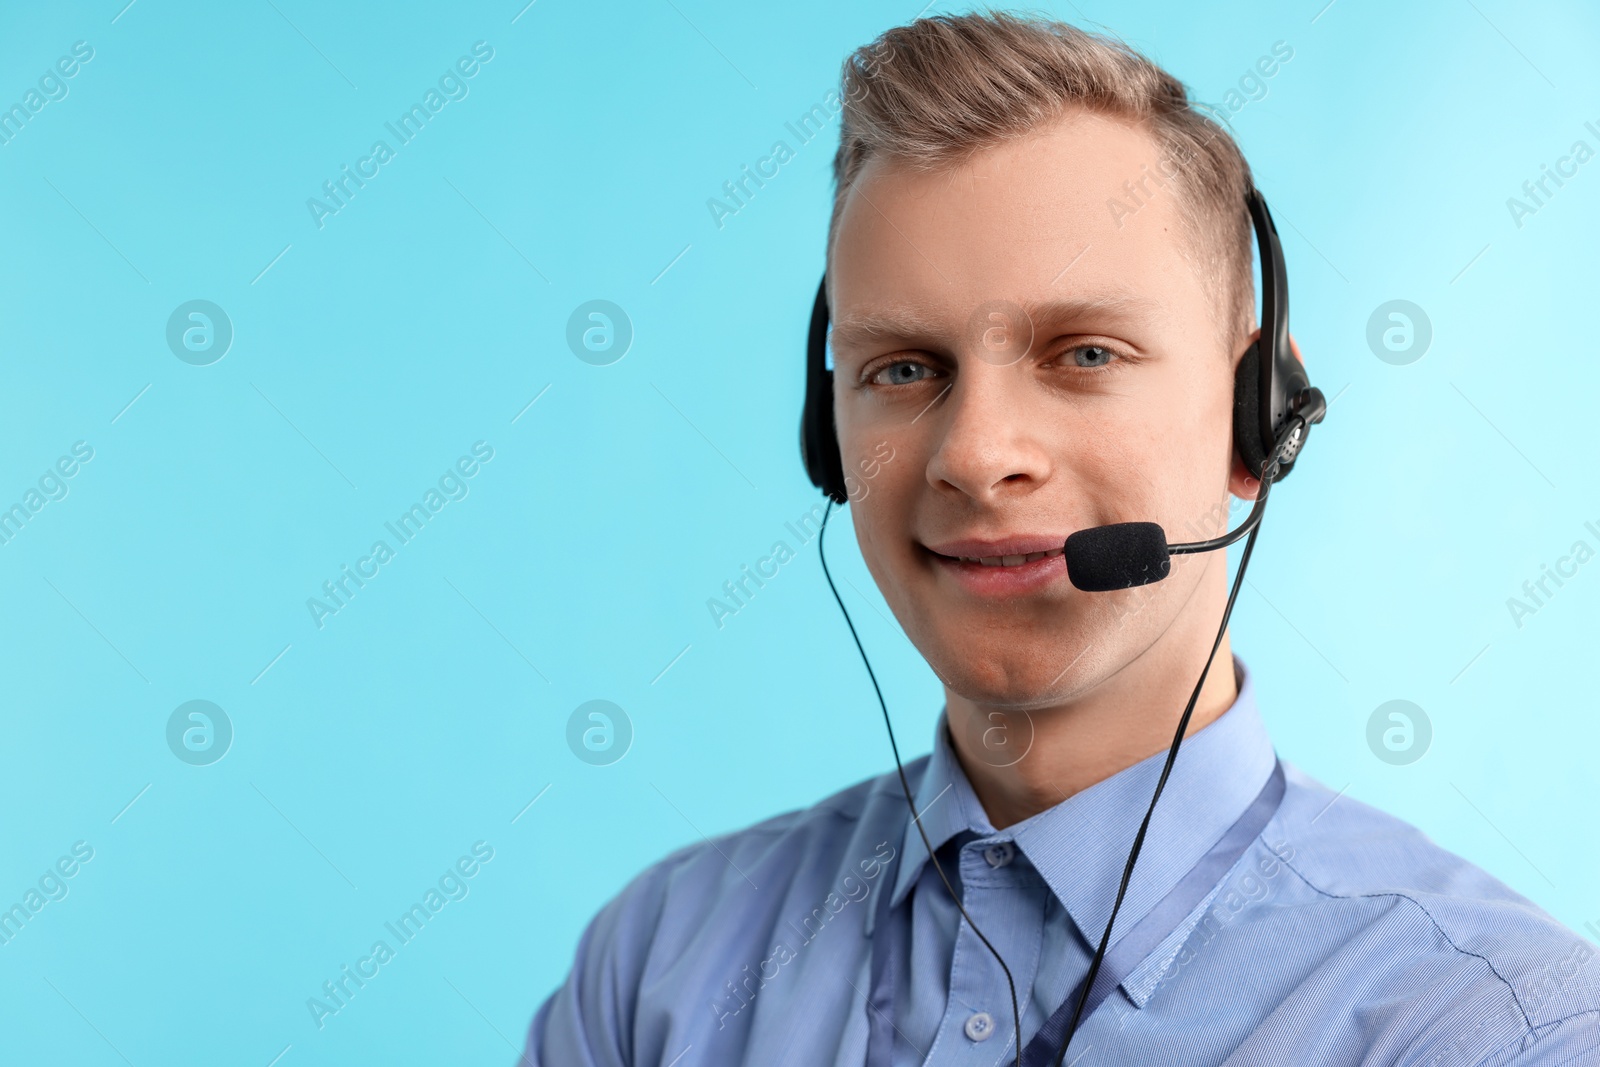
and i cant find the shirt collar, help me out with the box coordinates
[891,656,1276,949]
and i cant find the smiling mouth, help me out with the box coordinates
[935,547,1065,567]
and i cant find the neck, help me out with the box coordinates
[945,622,1239,832]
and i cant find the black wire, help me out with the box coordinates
[1050,474,1272,1067]
[817,498,1026,1067]
[1167,481,1268,556]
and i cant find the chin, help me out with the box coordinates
[915,623,1105,710]
[898,578,1181,710]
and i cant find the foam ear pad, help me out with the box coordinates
[1232,341,1268,479]
[800,380,847,504]
[801,280,848,502]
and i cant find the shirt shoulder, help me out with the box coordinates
[1270,763,1600,1065]
[629,757,921,927]
[524,760,922,1065]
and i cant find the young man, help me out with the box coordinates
[525,14,1599,1066]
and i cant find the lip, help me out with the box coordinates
[921,534,1070,597]
[924,535,1066,559]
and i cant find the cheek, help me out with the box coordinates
[1145,368,1235,500]
[848,465,911,569]
[1042,395,1170,527]
[845,463,935,623]
[836,412,921,520]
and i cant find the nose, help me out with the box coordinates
[924,365,1054,503]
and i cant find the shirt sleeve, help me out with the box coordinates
[521,916,616,1066]
[520,853,683,1067]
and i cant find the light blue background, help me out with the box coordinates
[1,0,1597,1063]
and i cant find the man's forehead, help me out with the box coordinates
[829,113,1196,294]
[836,108,1165,224]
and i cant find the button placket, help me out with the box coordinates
[919,843,1044,1064]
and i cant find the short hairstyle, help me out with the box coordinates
[829,11,1257,346]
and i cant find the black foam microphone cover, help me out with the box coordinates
[1064,522,1172,591]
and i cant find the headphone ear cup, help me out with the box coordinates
[802,280,849,503]
[800,375,848,504]
[1232,341,1268,480]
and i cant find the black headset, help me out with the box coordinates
[800,188,1325,502]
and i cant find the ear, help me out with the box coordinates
[1228,330,1304,502]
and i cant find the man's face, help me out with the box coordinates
[829,109,1247,709]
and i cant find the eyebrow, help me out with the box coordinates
[827,293,1162,353]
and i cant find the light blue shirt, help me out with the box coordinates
[524,660,1600,1065]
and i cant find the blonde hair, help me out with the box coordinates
[830,11,1256,344]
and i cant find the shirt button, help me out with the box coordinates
[983,841,1015,868]
[965,1011,996,1042]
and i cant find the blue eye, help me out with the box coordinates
[1073,345,1116,369]
[873,360,933,385]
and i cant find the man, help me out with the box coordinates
[526,13,1599,1066]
